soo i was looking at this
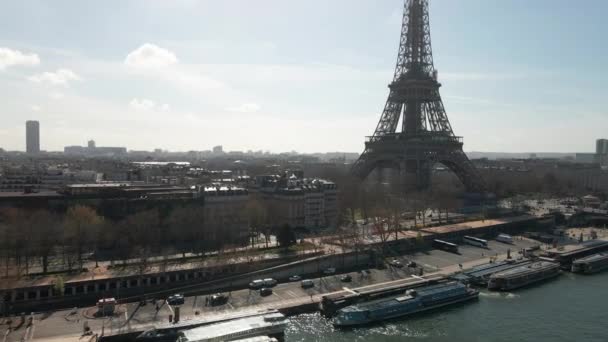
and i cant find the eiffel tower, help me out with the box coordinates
[351,0,485,193]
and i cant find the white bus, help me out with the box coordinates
[463,235,488,248]
[496,234,513,244]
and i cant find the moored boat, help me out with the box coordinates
[571,253,608,274]
[136,312,287,342]
[487,261,560,291]
[332,282,478,327]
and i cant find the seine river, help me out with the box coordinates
[286,271,608,342]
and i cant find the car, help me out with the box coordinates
[340,275,352,283]
[210,293,228,307]
[263,278,278,287]
[389,259,403,268]
[167,294,184,306]
[301,279,314,289]
[259,288,273,297]
[323,267,336,275]
[249,279,265,290]
[289,275,302,282]
[407,261,417,268]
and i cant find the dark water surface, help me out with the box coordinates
[286,272,608,342]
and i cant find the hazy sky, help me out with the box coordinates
[1,0,606,153]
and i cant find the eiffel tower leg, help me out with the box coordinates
[437,150,485,193]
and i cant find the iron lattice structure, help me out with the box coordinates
[351,0,485,193]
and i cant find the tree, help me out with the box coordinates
[53,276,65,296]
[0,208,28,277]
[29,210,61,274]
[276,224,296,248]
[370,205,390,254]
[64,205,101,271]
[166,205,206,256]
[0,222,11,278]
[246,196,267,248]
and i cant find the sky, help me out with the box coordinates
[1,0,607,154]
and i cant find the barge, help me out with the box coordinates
[571,253,608,274]
[332,282,478,327]
[487,261,560,291]
[136,312,287,342]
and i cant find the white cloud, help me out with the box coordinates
[125,43,178,68]
[0,48,40,70]
[30,105,41,111]
[49,91,65,100]
[28,68,82,86]
[226,103,261,113]
[129,98,170,112]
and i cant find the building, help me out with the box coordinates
[64,141,127,156]
[212,145,224,154]
[596,139,608,155]
[25,120,40,154]
[254,173,338,230]
[575,153,597,164]
[0,166,100,193]
[200,185,249,244]
[596,139,608,166]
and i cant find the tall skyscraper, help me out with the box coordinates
[88,139,96,149]
[596,139,608,155]
[26,120,40,153]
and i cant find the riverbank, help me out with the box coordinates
[286,271,608,342]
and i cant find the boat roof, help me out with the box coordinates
[490,261,558,279]
[341,282,465,312]
[181,313,286,341]
[573,253,608,264]
[232,337,278,342]
[465,260,532,279]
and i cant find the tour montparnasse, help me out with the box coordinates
[351,0,486,194]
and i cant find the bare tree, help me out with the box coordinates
[29,210,61,274]
[246,196,267,248]
[64,205,101,271]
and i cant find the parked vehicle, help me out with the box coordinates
[433,239,459,253]
[249,279,265,290]
[463,236,488,248]
[167,294,184,306]
[260,288,273,297]
[210,293,228,306]
[323,268,336,275]
[389,259,403,268]
[97,298,116,316]
[301,279,314,289]
[407,261,417,268]
[340,275,352,282]
[289,275,302,282]
[263,278,278,287]
[496,234,513,244]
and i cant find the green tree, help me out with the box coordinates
[53,275,65,296]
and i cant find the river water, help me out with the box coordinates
[286,271,608,342]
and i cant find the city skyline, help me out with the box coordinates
[1,0,607,153]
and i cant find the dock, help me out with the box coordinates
[543,239,608,266]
